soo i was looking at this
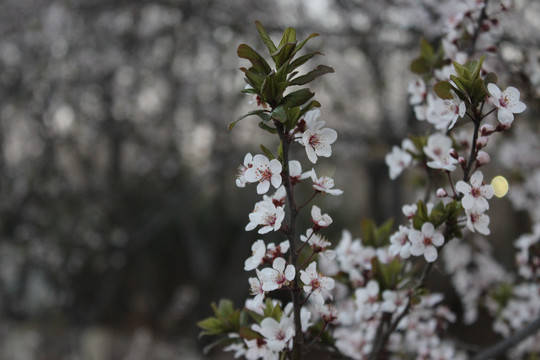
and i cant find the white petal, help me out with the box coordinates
[257,181,270,194]
[424,246,438,262]
[285,265,296,281]
[487,83,501,98]
[497,108,514,125]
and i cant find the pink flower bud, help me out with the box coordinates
[449,148,459,159]
[480,124,495,136]
[459,157,467,169]
[437,188,447,198]
[476,151,490,166]
[476,136,489,149]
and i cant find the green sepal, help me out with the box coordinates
[228,109,270,131]
[281,88,315,108]
[289,65,335,86]
[433,81,454,100]
[255,20,277,54]
[260,144,275,160]
[258,122,278,134]
[237,44,272,75]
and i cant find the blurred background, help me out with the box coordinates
[0,0,538,359]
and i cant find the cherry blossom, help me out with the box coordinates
[236,153,253,188]
[249,269,266,306]
[300,262,335,304]
[385,143,413,180]
[408,77,426,104]
[354,280,380,319]
[455,170,494,212]
[307,169,343,195]
[244,154,283,194]
[381,289,407,314]
[424,133,458,172]
[245,199,285,234]
[487,83,526,125]
[311,205,333,229]
[265,240,290,263]
[426,92,466,130]
[409,222,445,262]
[300,229,336,259]
[259,257,295,292]
[389,225,412,259]
[301,120,338,163]
[465,206,490,235]
[245,239,266,271]
[254,317,295,353]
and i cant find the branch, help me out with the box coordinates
[471,316,540,360]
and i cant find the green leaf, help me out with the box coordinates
[483,72,498,87]
[272,42,297,69]
[433,81,454,100]
[197,317,223,335]
[241,67,265,92]
[281,88,314,107]
[237,44,272,75]
[410,57,431,74]
[471,55,485,81]
[258,122,278,134]
[297,100,321,119]
[292,33,320,56]
[260,144,275,160]
[244,308,264,324]
[271,105,288,123]
[289,65,334,86]
[278,27,296,48]
[255,20,277,54]
[413,200,429,230]
[239,326,263,340]
[420,38,434,61]
[202,337,237,355]
[289,51,323,72]
[228,110,269,131]
[452,61,471,80]
[360,218,376,247]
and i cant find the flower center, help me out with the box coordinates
[309,134,321,148]
[499,96,509,108]
[423,236,433,246]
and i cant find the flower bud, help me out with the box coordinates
[476,136,489,149]
[437,188,448,198]
[476,151,490,166]
[449,148,459,159]
[480,124,495,136]
[459,157,467,169]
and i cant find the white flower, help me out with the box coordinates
[487,83,526,125]
[249,269,266,306]
[408,77,426,105]
[244,154,283,194]
[254,317,295,352]
[381,290,407,314]
[409,222,445,262]
[385,145,413,180]
[311,205,333,228]
[259,257,295,292]
[300,262,335,304]
[245,240,266,271]
[424,133,458,172]
[389,225,412,259]
[236,153,254,188]
[301,121,338,163]
[308,169,343,195]
[355,280,380,319]
[455,170,494,212]
[300,229,336,259]
[465,206,490,235]
[245,199,285,234]
[244,338,274,360]
[265,240,290,263]
[426,93,466,130]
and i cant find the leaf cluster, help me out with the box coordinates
[229,21,334,132]
[434,56,498,109]
[410,38,447,76]
[412,200,463,239]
